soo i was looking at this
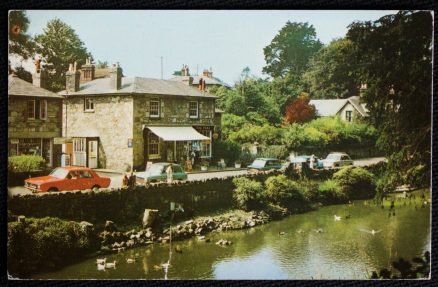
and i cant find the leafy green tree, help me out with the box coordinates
[303,38,359,99]
[347,11,432,187]
[263,21,323,78]
[9,10,34,59]
[35,18,91,91]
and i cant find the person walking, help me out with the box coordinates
[165,163,173,184]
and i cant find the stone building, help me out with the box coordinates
[8,67,63,167]
[59,62,220,171]
[309,96,368,122]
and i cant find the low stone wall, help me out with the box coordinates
[8,173,277,225]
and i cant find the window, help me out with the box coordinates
[150,100,160,118]
[84,98,94,112]
[199,130,211,157]
[79,170,93,178]
[189,101,198,118]
[345,110,352,122]
[27,100,36,119]
[40,100,47,120]
[148,131,160,158]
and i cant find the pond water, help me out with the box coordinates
[34,193,430,280]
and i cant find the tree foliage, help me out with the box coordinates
[283,93,316,124]
[9,10,34,59]
[263,21,323,78]
[347,11,432,187]
[35,18,91,91]
[303,38,359,99]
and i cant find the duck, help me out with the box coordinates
[315,228,323,233]
[278,231,285,235]
[175,246,183,253]
[126,258,136,264]
[96,258,106,265]
[345,214,351,219]
[105,260,117,268]
[334,215,341,221]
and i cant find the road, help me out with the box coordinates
[7,157,385,197]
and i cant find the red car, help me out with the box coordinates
[24,166,111,193]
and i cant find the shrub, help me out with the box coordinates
[232,177,264,211]
[238,150,256,167]
[264,175,306,207]
[8,155,45,173]
[8,216,98,277]
[212,140,241,167]
[264,202,288,219]
[333,166,375,199]
[318,179,346,202]
[258,145,289,160]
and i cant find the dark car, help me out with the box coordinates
[247,158,283,172]
[135,162,188,183]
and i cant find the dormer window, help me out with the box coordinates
[150,100,160,118]
[84,98,94,112]
[189,101,198,118]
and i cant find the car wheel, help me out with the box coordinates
[48,187,58,192]
[92,185,100,192]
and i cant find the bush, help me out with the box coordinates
[8,216,98,277]
[8,155,45,173]
[239,149,257,167]
[318,179,346,202]
[258,145,289,160]
[264,203,288,219]
[333,166,375,199]
[232,177,264,211]
[264,175,307,208]
[212,140,241,167]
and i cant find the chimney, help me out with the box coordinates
[359,83,367,97]
[182,76,194,86]
[198,78,206,91]
[81,57,95,82]
[110,63,122,90]
[66,62,80,92]
[32,59,48,89]
[202,69,209,77]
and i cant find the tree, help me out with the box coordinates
[9,10,34,59]
[35,19,91,91]
[263,21,323,78]
[303,38,359,99]
[347,11,432,187]
[283,93,316,124]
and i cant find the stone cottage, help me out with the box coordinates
[8,66,63,167]
[309,95,368,122]
[59,62,220,171]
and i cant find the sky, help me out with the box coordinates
[22,10,398,85]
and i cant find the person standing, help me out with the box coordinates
[165,163,173,184]
[309,154,315,169]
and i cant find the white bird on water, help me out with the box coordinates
[105,260,117,268]
[96,258,106,265]
[334,215,342,221]
[359,228,381,235]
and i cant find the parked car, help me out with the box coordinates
[290,155,324,169]
[322,152,354,168]
[135,162,188,184]
[24,166,111,193]
[247,158,283,172]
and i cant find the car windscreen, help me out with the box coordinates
[251,160,266,168]
[326,154,341,160]
[148,165,165,175]
[50,168,69,179]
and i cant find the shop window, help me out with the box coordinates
[150,100,160,118]
[189,101,199,118]
[148,131,160,159]
[84,98,94,112]
[200,130,211,157]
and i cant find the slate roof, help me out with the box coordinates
[58,77,217,98]
[309,96,368,117]
[169,75,231,88]
[8,74,63,99]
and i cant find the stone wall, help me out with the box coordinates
[64,95,134,170]
[8,97,62,139]
[132,95,216,168]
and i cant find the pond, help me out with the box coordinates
[34,192,430,279]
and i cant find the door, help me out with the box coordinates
[88,140,98,168]
[73,138,86,167]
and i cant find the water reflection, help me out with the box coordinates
[33,195,430,280]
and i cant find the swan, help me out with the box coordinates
[96,258,106,265]
[126,258,136,263]
[97,263,106,271]
[334,215,342,221]
[105,260,117,268]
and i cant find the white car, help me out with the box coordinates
[322,152,353,168]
